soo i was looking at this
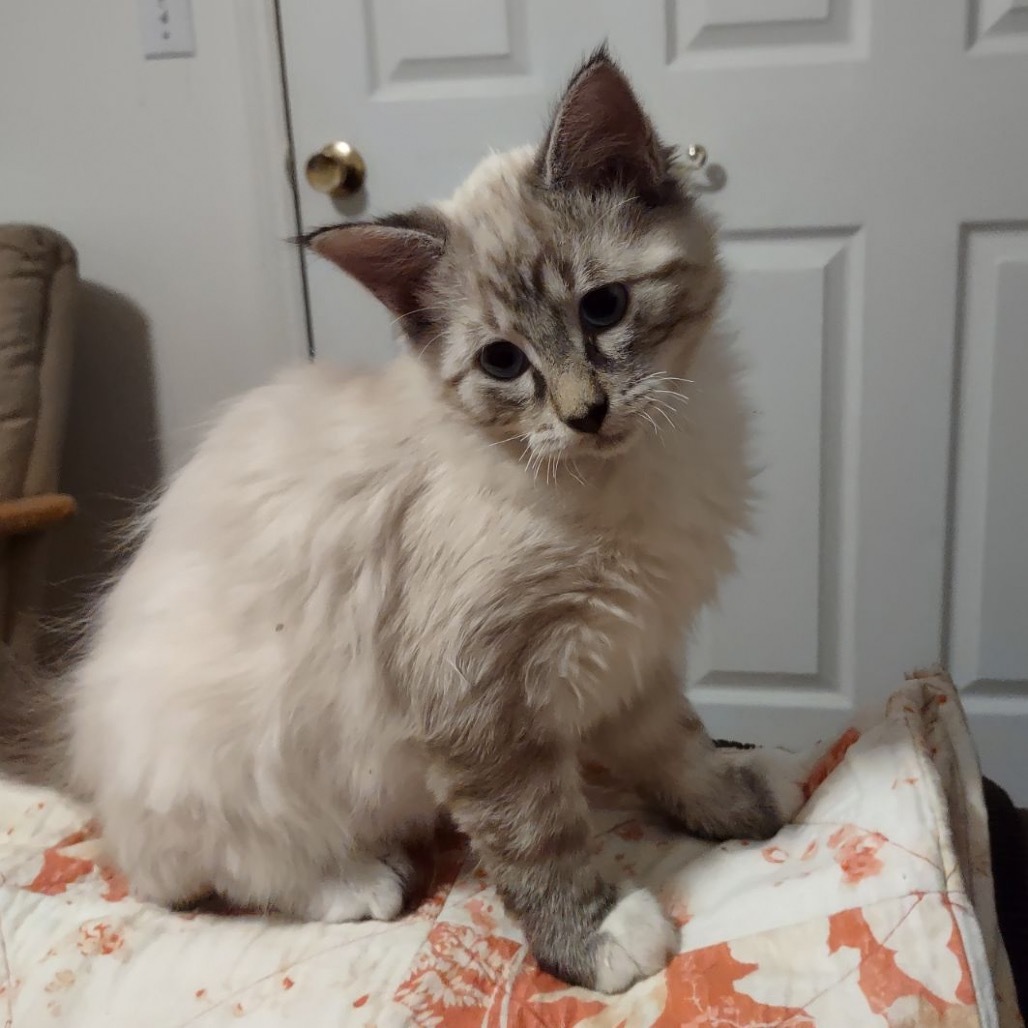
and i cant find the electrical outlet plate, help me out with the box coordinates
[137,0,195,59]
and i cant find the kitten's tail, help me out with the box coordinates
[0,643,69,789]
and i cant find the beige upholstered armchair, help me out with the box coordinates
[0,225,78,658]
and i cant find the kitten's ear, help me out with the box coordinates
[304,209,447,337]
[539,46,670,204]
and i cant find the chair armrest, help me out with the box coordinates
[0,493,76,537]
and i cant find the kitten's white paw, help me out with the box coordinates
[307,858,407,922]
[592,888,677,994]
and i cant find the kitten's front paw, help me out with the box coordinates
[306,855,411,923]
[745,747,807,827]
[591,888,677,994]
[705,747,806,840]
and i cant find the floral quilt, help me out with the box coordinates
[0,669,1021,1026]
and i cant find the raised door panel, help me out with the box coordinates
[968,0,1028,53]
[948,225,1028,770]
[665,0,870,66]
[363,0,532,98]
[690,232,862,745]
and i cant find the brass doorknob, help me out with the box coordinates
[305,142,366,197]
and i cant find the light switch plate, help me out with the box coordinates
[138,0,195,59]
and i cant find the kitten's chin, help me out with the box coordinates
[591,431,633,455]
[564,428,638,461]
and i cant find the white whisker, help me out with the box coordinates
[386,303,454,331]
[486,433,525,449]
[638,409,663,442]
[653,406,676,429]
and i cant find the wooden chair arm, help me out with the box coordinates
[0,493,77,537]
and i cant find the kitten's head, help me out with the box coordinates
[308,47,723,463]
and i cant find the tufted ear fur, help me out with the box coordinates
[304,209,448,340]
[538,45,672,205]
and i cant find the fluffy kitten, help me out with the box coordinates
[1,48,801,992]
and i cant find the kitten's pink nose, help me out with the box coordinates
[565,397,609,434]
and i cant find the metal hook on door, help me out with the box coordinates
[684,142,726,193]
[685,143,708,169]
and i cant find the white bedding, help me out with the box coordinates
[0,669,1021,1026]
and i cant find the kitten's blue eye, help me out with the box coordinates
[579,283,628,330]
[479,341,528,380]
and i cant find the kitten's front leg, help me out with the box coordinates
[428,737,675,993]
[589,668,804,841]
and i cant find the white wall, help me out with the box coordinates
[0,0,305,612]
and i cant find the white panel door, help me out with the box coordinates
[279,1,1028,799]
